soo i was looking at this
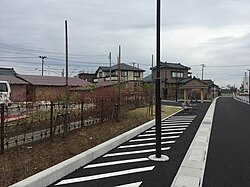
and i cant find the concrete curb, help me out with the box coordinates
[233,96,250,105]
[10,109,182,187]
[170,98,217,187]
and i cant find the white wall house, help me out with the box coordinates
[242,76,249,93]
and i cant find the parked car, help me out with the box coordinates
[0,81,11,105]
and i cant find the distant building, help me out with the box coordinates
[78,71,96,83]
[180,77,220,103]
[95,63,145,82]
[242,76,249,94]
[150,62,192,100]
[17,74,92,101]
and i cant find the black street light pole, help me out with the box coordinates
[248,69,250,103]
[149,0,169,161]
[155,0,161,158]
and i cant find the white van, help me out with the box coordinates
[0,81,11,105]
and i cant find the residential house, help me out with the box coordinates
[78,71,97,83]
[95,63,145,91]
[17,74,92,101]
[150,62,191,99]
[242,75,249,94]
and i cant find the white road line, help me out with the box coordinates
[84,158,149,169]
[103,147,170,157]
[115,181,143,187]
[55,166,155,186]
[146,128,186,133]
[118,141,175,149]
[138,131,183,137]
[169,115,196,118]
[151,125,188,129]
[162,120,193,123]
[161,122,191,125]
[129,136,179,142]
[168,116,196,119]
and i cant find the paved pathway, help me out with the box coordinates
[203,97,250,187]
[48,102,210,187]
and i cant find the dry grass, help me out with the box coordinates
[0,106,180,187]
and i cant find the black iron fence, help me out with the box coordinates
[0,91,150,154]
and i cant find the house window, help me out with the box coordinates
[134,71,140,77]
[172,71,183,78]
[121,71,128,77]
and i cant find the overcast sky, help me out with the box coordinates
[1,0,250,87]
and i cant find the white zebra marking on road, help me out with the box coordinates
[118,141,175,149]
[138,131,183,137]
[115,181,143,187]
[55,166,155,185]
[129,136,180,142]
[103,147,170,157]
[146,128,186,133]
[84,158,149,169]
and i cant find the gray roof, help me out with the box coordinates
[151,62,191,70]
[0,75,28,85]
[143,74,152,83]
[0,67,16,76]
[97,63,145,73]
[17,74,92,87]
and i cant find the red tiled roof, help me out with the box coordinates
[0,75,28,85]
[17,74,91,87]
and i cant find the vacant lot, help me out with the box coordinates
[0,105,180,187]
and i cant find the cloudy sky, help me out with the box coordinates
[1,0,250,87]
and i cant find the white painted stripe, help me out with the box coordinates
[146,128,186,133]
[138,131,183,137]
[118,141,175,149]
[151,125,188,129]
[162,122,191,125]
[56,166,155,185]
[169,115,196,118]
[103,147,170,157]
[129,136,179,142]
[115,181,143,187]
[162,121,193,123]
[84,158,149,169]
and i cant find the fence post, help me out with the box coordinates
[101,99,104,122]
[81,102,84,127]
[1,104,5,155]
[50,101,53,138]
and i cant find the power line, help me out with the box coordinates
[0,42,107,57]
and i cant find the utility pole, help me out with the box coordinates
[109,52,112,82]
[201,64,205,80]
[39,56,47,76]
[165,61,167,99]
[151,54,154,115]
[115,45,121,122]
[64,20,69,137]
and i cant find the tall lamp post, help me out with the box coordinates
[149,0,169,161]
[247,69,250,103]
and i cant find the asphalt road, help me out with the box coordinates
[48,102,210,187]
[203,97,250,187]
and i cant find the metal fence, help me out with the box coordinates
[0,91,150,154]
